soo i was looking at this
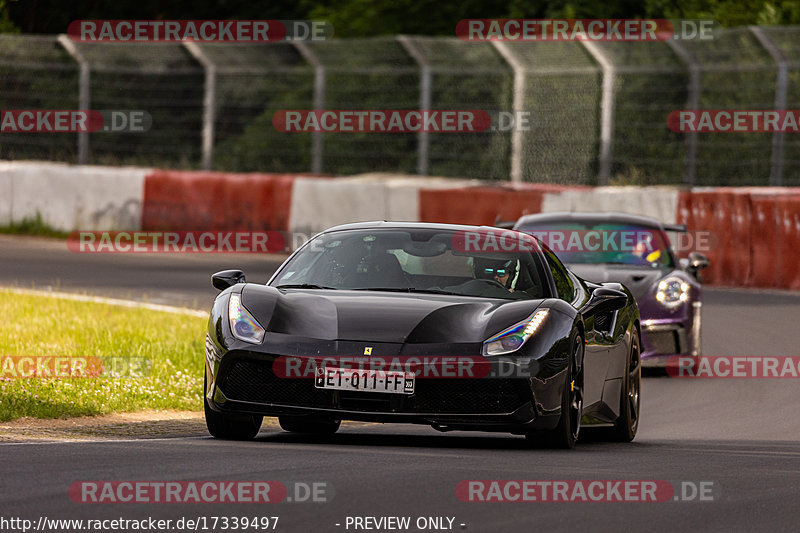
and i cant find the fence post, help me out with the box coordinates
[397,36,431,177]
[666,39,700,186]
[294,42,325,175]
[750,26,787,186]
[183,42,216,171]
[580,41,615,185]
[57,35,90,165]
[491,42,525,183]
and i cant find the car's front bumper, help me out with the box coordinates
[205,351,567,433]
[641,301,702,366]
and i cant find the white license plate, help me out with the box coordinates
[314,367,415,394]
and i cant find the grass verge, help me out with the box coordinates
[0,214,69,239]
[0,289,206,421]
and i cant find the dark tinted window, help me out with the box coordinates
[271,228,548,300]
[543,249,574,301]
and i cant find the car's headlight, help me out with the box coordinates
[228,293,265,344]
[655,276,690,308]
[482,309,549,356]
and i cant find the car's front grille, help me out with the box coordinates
[221,359,332,407]
[411,379,530,414]
[646,328,682,355]
[219,358,531,415]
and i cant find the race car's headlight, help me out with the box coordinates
[482,309,549,356]
[228,293,265,344]
[656,276,690,308]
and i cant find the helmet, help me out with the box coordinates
[473,257,517,288]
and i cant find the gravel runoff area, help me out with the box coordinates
[0,411,217,442]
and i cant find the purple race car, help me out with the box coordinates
[513,212,708,368]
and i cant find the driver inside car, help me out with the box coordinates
[473,257,519,292]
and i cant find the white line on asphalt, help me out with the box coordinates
[0,287,208,317]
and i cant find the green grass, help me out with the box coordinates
[0,214,69,239]
[0,290,207,421]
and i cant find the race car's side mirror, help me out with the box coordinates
[688,252,709,270]
[212,269,246,291]
[583,287,628,318]
[681,252,709,280]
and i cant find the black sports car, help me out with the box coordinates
[204,222,642,448]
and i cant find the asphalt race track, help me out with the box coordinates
[1,234,799,531]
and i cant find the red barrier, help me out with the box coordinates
[676,189,747,286]
[776,194,800,290]
[675,190,694,236]
[142,170,306,231]
[748,193,781,288]
[679,190,722,284]
[419,184,578,226]
[723,190,752,286]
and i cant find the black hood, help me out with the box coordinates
[567,264,667,302]
[240,285,543,344]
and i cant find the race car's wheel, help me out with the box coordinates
[279,416,341,435]
[527,330,583,449]
[609,328,641,441]
[204,371,263,440]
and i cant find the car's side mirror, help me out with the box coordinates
[583,286,628,318]
[212,270,246,291]
[688,251,709,270]
[682,252,708,281]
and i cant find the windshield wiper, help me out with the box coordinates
[275,284,337,290]
[351,287,462,296]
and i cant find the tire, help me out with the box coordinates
[204,370,263,440]
[609,328,641,442]
[526,330,583,449]
[279,416,341,435]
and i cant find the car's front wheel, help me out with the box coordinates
[526,330,583,449]
[204,372,263,440]
[279,416,341,435]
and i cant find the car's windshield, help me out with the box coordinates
[270,228,549,300]
[516,221,674,268]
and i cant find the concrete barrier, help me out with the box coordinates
[0,168,11,226]
[541,186,681,225]
[0,161,147,231]
[288,173,473,238]
[3,160,800,291]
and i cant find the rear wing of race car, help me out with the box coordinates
[662,223,688,233]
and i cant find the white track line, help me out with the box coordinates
[0,287,208,317]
